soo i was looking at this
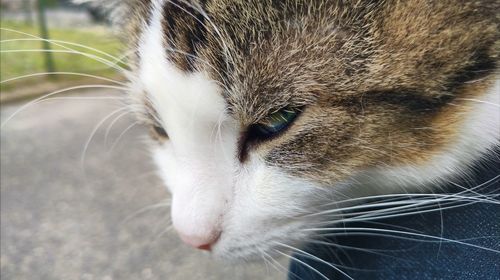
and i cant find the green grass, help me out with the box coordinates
[1,20,125,93]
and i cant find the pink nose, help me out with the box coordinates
[178,232,221,251]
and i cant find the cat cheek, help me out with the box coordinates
[151,145,176,193]
[210,164,324,259]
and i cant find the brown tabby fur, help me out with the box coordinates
[116,0,499,186]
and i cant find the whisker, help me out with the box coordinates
[1,27,127,72]
[274,249,331,280]
[104,110,132,146]
[152,224,174,243]
[259,251,274,276]
[1,72,127,86]
[275,241,354,280]
[455,98,500,108]
[121,200,172,225]
[311,232,499,253]
[259,249,293,278]
[1,49,125,72]
[0,37,125,65]
[311,196,497,227]
[10,96,124,103]
[306,193,498,219]
[340,199,480,223]
[447,180,499,204]
[80,107,130,172]
[308,239,408,261]
[1,84,128,128]
[108,121,141,154]
[312,175,499,213]
[303,227,500,254]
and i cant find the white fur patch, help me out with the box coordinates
[139,0,239,245]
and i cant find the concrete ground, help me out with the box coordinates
[0,90,285,280]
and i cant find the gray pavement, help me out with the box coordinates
[0,90,285,280]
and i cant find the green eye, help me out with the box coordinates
[253,107,301,139]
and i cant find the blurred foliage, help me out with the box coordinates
[44,0,59,8]
[0,20,125,92]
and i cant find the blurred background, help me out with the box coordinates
[1,0,121,102]
[1,1,284,279]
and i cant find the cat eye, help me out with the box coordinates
[252,107,301,139]
[149,124,168,141]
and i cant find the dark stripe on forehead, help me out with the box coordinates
[162,2,178,43]
[188,1,207,69]
[161,0,208,72]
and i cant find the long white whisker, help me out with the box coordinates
[80,107,129,171]
[259,249,293,278]
[310,182,500,220]
[9,96,124,103]
[455,98,500,107]
[311,232,499,250]
[1,72,127,86]
[1,49,125,72]
[0,37,124,65]
[315,175,499,210]
[108,121,140,153]
[274,249,330,280]
[307,193,498,219]
[311,196,497,227]
[447,180,499,203]
[333,200,485,224]
[1,84,128,128]
[275,242,354,280]
[259,251,274,276]
[1,27,127,72]
[104,110,132,146]
[121,200,172,225]
[309,239,403,260]
[304,227,500,254]
[152,224,174,243]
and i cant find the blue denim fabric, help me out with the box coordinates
[288,156,500,280]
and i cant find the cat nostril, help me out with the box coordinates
[197,243,212,251]
[178,231,221,251]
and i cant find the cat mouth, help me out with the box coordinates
[210,223,308,261]
[212,238,281,261]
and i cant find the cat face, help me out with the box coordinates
[118,0,499,260]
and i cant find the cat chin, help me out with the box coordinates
[210,225,308,262]
[211,242,274,262]
[211,245,284,263]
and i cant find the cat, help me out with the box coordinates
[79,0,499,266]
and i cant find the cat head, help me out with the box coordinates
[86,0,500,260]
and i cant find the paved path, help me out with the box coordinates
[1,90,285,280]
